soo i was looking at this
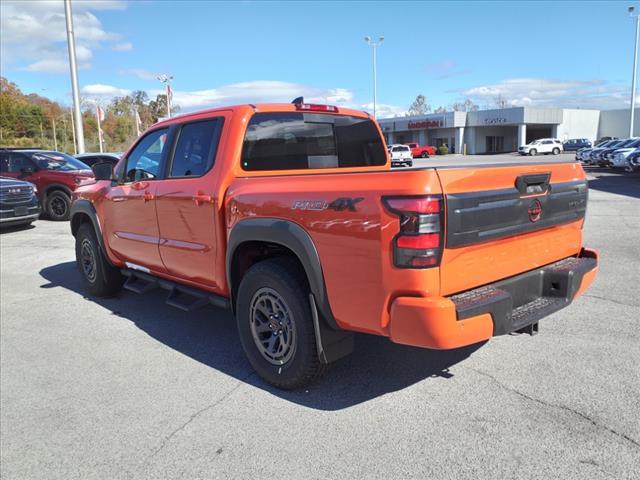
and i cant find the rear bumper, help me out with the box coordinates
[389,248,598,349]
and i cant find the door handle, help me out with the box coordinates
[143,191,154,202]
[193,193,214,206]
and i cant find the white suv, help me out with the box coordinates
[518,138,563,156]
[387,144,413,168]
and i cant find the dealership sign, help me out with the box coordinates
[408,118,444,129]
[484,117,508,125]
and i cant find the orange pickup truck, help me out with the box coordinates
[70,101,598,389]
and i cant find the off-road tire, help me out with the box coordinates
[46,191,71,221]
[236,258,327,389]
[75,223,123,297]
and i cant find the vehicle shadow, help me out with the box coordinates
[585,167,640,199]
[0,223,36,234]
[39,261,484,411]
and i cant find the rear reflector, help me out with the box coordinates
[295,103,339,113]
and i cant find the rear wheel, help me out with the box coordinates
[420,151,429,158]
[236,258,327,389]
[75,223,123,296]
[529,148,537,156]
[552,147,560,155]
[46,191,71,221]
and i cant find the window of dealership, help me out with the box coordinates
[378,106,636,154]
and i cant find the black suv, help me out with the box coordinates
[0,176,40,228]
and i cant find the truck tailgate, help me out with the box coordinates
[436,162,588,296]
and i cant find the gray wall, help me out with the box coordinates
[598,108,640,139]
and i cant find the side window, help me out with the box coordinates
[169,119,223,177]
[0,152,9,173]
[122,128,169,183]
[2,153,32,172]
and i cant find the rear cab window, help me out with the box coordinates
[241,112,386,171]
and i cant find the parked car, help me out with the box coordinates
[595,136,618,145]
[612,146,640,169]
[70,100,597,389]
[604,138,640,168]
[576,140,611,163]
[595,138,638,166]
[74,152,122,167]
[626,148,640,172]
[0,176,41,228]
[518,138,563,156]
[588,139,625,164]
[0,149,93,221]
[387,144,413,167]
[405,143,436,158]
[563,138,592,151]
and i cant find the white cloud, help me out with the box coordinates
[146,80,357,110]
[82,80,407,118]
[82,83,131,97]
[360,102,408,118]
[460,78,632,110]
[1,0,129,74]
[112,42,133,51]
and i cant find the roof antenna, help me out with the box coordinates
[291,96,304,104]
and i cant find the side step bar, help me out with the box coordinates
[121,269,230,312]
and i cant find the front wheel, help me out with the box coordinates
[75,223,123,296]
[421,151,429,158]
[236,258,327,389]
[529,149,537,156]
[552,147,560,155]
[46,191,71,221]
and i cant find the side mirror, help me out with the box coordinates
[20,166,34,174]
[92,162,113,181]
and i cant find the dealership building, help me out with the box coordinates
[378,107,640,154]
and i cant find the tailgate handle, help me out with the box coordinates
[515,172,551,195]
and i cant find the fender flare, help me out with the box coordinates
[226,218,339,330]
[69,199,109,262]
[43,183,73,201]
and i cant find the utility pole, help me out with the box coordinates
[69,107,77,154]
[364,36,384,119]
[52,117,58,151]
[629,6,640,137]
[64,0,85,153]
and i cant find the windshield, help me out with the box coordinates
[28,152,90,172]
[617,139,639,148]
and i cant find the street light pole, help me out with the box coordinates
[64,0,85,153]
[629,6,639,137]
[364,36,384,119]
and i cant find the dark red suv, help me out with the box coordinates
[0,149,93,220]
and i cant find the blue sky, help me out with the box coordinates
[1,0,636,116]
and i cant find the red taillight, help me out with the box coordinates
[295,103,339,113]
[383,195,444,269]
[396,233,440,249]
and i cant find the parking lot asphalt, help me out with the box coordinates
[1,156,639,479]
